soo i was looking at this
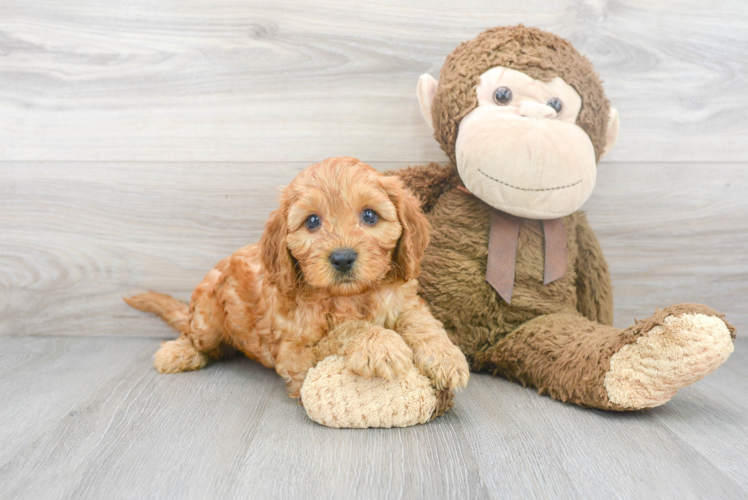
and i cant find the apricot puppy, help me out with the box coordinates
[125,157,469,398]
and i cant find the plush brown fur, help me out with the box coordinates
[393,163,736,410]
[125,157,469,400]
[476,303,734,410]
[432,25,610,164]
[479,313,626,409]
[573,216,614,325]
[389,25,735,410]
[398,174,604,362]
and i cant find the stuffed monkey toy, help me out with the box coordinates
[391,25,736,410]
[302,25,736,424]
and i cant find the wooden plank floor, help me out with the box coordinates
[1,0,747,498]
[0,336,746,499]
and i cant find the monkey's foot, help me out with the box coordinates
[604,304,736,409]
[300,355,453,428]
[154,337,208,373]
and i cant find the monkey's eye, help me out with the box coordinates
[361,209,379,225]
[493,86,513,105]
[305,214,321,231]
[547,97,563,114]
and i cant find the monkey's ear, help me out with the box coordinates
[417,74,439,131]
[601,107,620,158]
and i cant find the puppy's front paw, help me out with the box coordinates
[345,328,414,380]
[414,341,470,391]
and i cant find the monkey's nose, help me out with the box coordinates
[519,101,557,119]
[329,248,357,273]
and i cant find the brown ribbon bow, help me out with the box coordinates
[485,210,567,304]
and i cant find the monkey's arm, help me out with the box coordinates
[574,212,614,326]
[385,163,459,212]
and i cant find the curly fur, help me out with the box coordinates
[125,157,469,400]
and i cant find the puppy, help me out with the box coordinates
[125,157,469,397]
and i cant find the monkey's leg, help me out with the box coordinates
[477,304,735,410]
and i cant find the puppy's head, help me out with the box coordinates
[260,157,430,296]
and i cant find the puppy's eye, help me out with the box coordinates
[361,209,378,225]
[305,214,321,231]
[547,97,563,113]
[493,86,512,105]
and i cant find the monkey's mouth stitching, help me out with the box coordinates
[478,169,582,192]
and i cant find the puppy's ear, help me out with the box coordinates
[259,206,297,294]
[380,176,431,281]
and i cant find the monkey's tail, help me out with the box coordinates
[123,291,189,333]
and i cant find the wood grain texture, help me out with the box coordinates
[0,337,156,466]
[1,0,747,162]
[584,162,748,330]
[2,162,745,338]
[0,336,745,499]
[650,350,748,492]
[1,1,747,498]
[0,337,489,500]
[456,349,748,499]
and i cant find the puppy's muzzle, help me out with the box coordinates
[329,248,357,274]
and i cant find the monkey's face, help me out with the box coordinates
[418,66,619,220]
[457,67,596,219]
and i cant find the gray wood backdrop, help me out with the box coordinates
[1,1,747,499]
[1,0,747,335]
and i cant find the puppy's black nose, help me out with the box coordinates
[329,248,357,273]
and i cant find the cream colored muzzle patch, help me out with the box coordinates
[604,313,734,409]
[455,106,597,219]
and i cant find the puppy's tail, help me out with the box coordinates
[123,291,189,333]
